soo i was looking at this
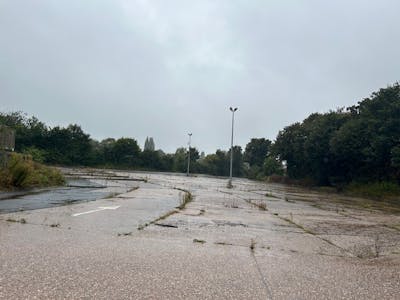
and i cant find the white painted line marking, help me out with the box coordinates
[72,206,121,217]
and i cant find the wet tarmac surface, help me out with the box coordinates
[0,171,143,213]
[0,168,399,299]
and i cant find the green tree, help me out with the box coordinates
[263,156,284,176]
[112,138,141,166]
[244,138,271,167]
[227,146,244,177]
[141,150,162,170]
[144,137,155,151]
[172,147,187,172]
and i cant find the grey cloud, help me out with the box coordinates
[1,0,399,153]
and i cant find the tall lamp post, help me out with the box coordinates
[187,133,192,176]
[228,107,238,187]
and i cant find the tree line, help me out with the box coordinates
[0,111,272,177]
[271,83,400,187]
[1,83,399,188]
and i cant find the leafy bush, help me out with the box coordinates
[22,146,46,163]
[0,153,64,189]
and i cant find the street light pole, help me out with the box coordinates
[187,133,192,176]
[228,107,238,187]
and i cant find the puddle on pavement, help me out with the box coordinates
[0,178,136,214]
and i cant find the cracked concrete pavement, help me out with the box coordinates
[1,169,399,299]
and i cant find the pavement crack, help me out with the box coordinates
[250,246,274,300]
[276,215,356,257]
[154,223,178,228]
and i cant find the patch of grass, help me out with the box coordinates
[177,190,193,210]
[345,181,400,200]
[6,218,26,224]
[383,223,400,231]
[193,239,206,244]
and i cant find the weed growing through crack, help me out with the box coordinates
[137,189,193,231]
[127,186,139,193]
[258,201,267,211]
[6,218,26,224]
[250,239,256,252]
[284,196,296,203]
[193,239,206,244]
[226,181,233,189]
[246,199,268,211]
[265,192,279,199]
[215,241,234,246]
[118,232,132,236]
[374,234,381,258]
[177,191,193,210]
[137,223,148,230]
[224,201,239,208]
[281,216,315,235]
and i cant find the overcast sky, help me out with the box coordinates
[1,0,399,153]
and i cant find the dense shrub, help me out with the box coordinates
[0,153,64,189]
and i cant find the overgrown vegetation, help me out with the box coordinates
[345,182,400,200]
[0,152,64,189]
